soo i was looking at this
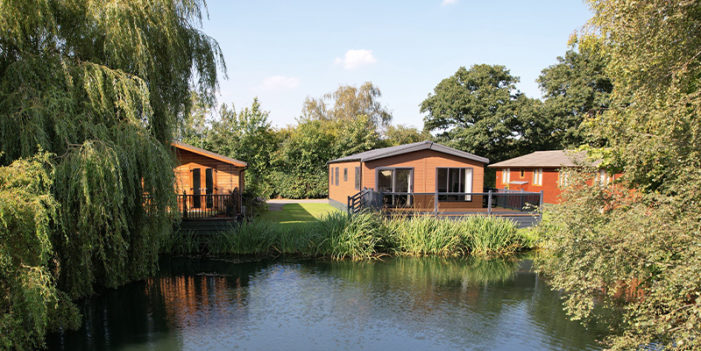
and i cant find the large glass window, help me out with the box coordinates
[377,168,413,207]
[343,168,348,182]
[437,168,473,201]
[335,167,339,186]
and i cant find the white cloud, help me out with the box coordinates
[442,0,458,5]
[258,75,300,91]
[334,49,377,70]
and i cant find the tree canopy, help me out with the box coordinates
[302,82,392,128]
[536,42,612,149]
[0,0,223,347]
[206,99,278,197]
[420,64,537,163]
[537,1,701,349]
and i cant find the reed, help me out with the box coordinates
[165,212,530,259]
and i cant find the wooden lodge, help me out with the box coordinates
[489,150,619,204]
[172,141,246,220]
[327,141,543,227]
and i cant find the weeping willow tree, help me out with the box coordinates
[0,0,223,307]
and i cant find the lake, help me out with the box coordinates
[47,256,604,350]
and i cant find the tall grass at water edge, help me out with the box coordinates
[165,212,532,259]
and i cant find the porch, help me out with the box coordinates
[348,189,543,227]
[177,192,242,221]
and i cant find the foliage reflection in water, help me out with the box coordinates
[47,257,605,350]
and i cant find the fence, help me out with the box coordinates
[348,189,542,218]
[177,193,239,220]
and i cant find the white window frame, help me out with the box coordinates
[598,170,612,185]
[502,168,510,184]
[558,170,569,187]
[533,168,543,186]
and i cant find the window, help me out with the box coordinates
[354,167,361,190]
[558,170,569,187]
[520,169,525,178]
[502,168,510,184]
[377,168,413,207]
[335,167,339,186]
[597,170,612,185]
[533,168,543,186]
[437,168,473,201]
[330,167,333,184]
[343,168,348,182]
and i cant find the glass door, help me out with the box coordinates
[192,168,201,208]
[205,168,214,208]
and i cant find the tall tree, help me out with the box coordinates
[538,1,701,349]
[207,99,278,197]
[382,125,432,146]
[420,64,537,163]
[331,114,382,157]
[0,0,223,326]
[302,82,392,128]
[536,42,612,149]
[272,120,335,198]
[176,92,213,148]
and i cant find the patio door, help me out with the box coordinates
[205,168,214,208]
[377,168,413,207]
[192,168,201,208]
[191,168,214,209]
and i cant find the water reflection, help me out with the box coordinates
[48,257,604,351]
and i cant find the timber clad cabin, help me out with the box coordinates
[172,141,246,219]
[489,150,619,204]
[327,141,489,213]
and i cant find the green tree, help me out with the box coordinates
[382,125,432,146]
[177,92,213,148]
[207,98,278,198]
[0,154,79,350]
[535,42,612,149]
[0,0,222,326]
[302,82,392,128]
[538,1,701,349]
[272,120,335,198]
[420,64,537,163]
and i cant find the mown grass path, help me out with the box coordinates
[260,202,339,224]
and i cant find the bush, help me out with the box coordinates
[536,170,701,349]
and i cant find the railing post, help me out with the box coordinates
[347,195,351,214]
[182,191,187,219]
[487,190,492,216]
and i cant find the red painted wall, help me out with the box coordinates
[494,167,621,204]
[494,167,560,204]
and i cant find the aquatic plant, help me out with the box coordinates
[168,212,529,259]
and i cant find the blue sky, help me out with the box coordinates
[201,0,592,128]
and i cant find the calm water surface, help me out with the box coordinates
[47,257,605,351]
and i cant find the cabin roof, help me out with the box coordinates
[327,141,489,164]
[488,150,596,168]
[171,141,247,167]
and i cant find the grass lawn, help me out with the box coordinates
[259,203,339,224]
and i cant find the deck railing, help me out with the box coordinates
[177,193,239,220]
[348,189,542,218]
